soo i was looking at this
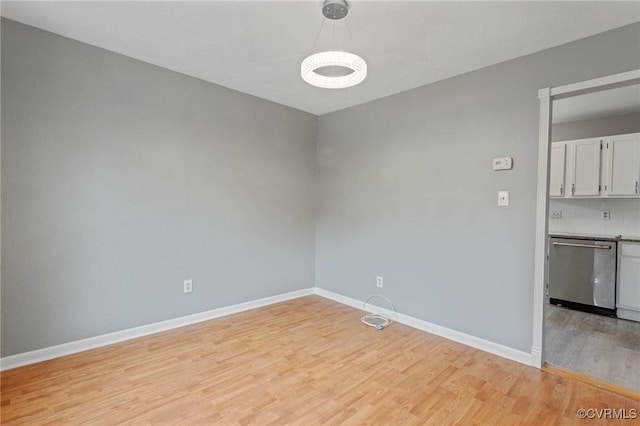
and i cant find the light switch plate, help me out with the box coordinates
[498,191,509,207]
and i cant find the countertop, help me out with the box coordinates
[549,232,640,243]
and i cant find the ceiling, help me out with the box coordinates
[2,1,639,116]
[553,84,640,124]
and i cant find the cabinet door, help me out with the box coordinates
[617,242,640,315]
[605,133,640,197]
[549,143,566,197]
[569,138,601,197]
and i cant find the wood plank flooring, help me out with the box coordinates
[2,296,639,425]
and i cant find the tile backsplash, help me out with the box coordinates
[548,198,640,237]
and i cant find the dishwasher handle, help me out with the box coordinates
[552,242,612,250]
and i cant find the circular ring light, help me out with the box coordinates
[301,51,367,89]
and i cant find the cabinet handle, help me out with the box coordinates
[636,181,639,194]
[571,183,575,195]
[560,183,564,196]
[552,242,612,250]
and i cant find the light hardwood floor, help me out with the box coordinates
[2,296,639,425]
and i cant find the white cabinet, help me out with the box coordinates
[549,143,566,197]
[567,138,602,197]
[617,242,640,322]
[604,133,640,197]
[550,133,640,199]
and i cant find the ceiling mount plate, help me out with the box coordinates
[322,0,348,20]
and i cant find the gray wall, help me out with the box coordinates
[3,17,640,359]
[316,23,640,352]
[552,112,640,142]
[1,19,317,357]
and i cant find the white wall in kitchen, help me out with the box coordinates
[549,198,640,237]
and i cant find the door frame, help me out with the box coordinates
[532,69,640,368]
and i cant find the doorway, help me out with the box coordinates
[533,70,640,391]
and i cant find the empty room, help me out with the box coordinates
[1,1,640,424]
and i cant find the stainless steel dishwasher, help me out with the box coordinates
[548,237,617,317]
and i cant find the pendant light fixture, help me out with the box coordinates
[301,0,367,89]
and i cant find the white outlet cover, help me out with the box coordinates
[376,276,383,288]
[183,279,193,293]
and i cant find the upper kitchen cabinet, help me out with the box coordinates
[550,133,640,199]
[550,138,601,198]
[603,133,640,197]
[549,143,566,197]
[567,138,602,197]
[550,82,640,200]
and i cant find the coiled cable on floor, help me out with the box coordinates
[361,294,396,330]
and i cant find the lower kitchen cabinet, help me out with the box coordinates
[617,241,640,322]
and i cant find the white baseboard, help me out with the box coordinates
[0,287,314,371]
[314,288,535,367]
[1,286,536,371]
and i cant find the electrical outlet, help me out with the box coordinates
[376,276,383,288]
[601,211,610,220]
[551,210,562,219]
[183,279,193,293]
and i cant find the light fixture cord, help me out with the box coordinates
[333,20,337,77]
[344,16,359,51]
[311,17,327,53]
